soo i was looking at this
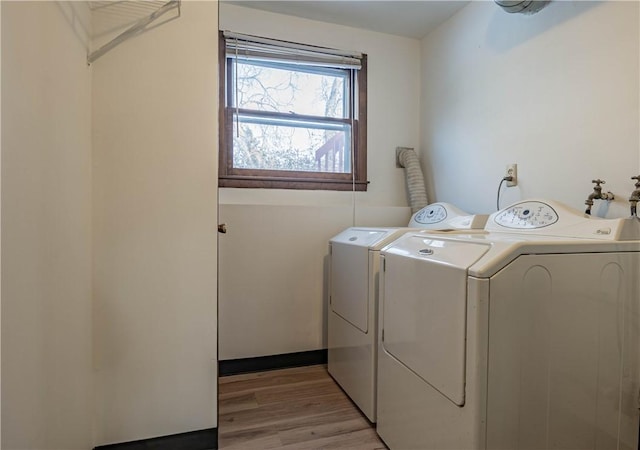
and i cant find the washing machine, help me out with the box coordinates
[377,199,640,450]
[328,202,488,423]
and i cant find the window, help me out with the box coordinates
[219,31,367,191]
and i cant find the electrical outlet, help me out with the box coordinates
[506,164,518,187]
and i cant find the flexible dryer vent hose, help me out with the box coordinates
[494,0,549,14]
[397,147,428,214]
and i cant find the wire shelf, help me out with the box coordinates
[88,0,181,64]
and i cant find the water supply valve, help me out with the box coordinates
[629,175,640,217]
[585,179,614,215]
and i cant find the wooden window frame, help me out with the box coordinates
[218,32,368,191]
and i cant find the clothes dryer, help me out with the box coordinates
[328,202,487,422]
[377,199,640,450]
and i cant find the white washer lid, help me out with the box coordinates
[383,232,491,268]
[382,234,490,406]
[330,227,405,249]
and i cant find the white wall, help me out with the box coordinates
[92,1,219,445]
[219,3,421,209]
[218,204,408,359]
[1,2,93,449]
[218,4,419,360]
[420,1,640,217]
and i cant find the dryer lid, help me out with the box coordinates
[330,227,404,249]
[383,233,491,268]
[382,235,490,406]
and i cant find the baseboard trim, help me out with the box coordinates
[93,428,217,450]
[219,349,328,377]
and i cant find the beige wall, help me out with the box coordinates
[420,1,640,217]
[219,3,421,209]
[218,205,409,360]
[92,1,218,445]
[1,2,93,449]
[218,4,417,360]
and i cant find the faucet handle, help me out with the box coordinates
[632,175,640,187]
[592,179,605,186]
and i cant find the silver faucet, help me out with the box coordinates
[629,175,640,217]
[585,179,614,215]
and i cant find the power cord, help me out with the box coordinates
[496,175,513,210]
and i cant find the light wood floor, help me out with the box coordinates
[218,364,388,450]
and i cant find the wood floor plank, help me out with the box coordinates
[220,376,331,402]
[218,364,388,450]
[218,426,282,450]
[277,427,386,450]
[254,378,341,404]
[219,366,329,395]
[219,392,259,414]
[277,416,373,446]
[220,392,355,433]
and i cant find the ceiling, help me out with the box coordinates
[223,1,471,39]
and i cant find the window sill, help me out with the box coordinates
[219,176,368,191]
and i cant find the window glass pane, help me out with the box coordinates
[233,61,347,119]
[233,114,351,173]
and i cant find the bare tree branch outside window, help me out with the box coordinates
[232,61,349,173]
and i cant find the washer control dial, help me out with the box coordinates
[494,201,559,229]
[414,204,447,224]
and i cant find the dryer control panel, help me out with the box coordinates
[409,202,488,229]
[486,199,640,240]
[412,204,447,224]
[493,201,558,229]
